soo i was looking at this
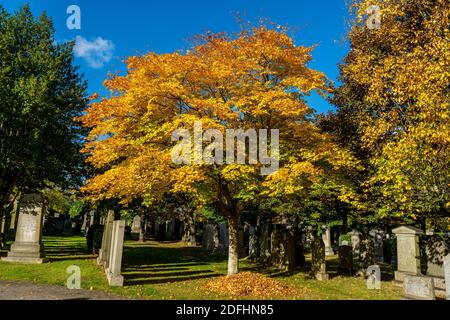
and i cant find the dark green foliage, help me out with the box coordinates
[0,4,88,216]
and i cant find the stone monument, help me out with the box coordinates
[322,226,334,256]
[312,237,329,281]
[2,194,47,264]
[106,220,126,286]
[97,210,114,267]
[131,215,141,233]
[392,226,423,282]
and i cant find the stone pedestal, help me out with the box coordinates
[2,194,47,264]
[97,210,114,267]
[392,226,423,282]
[106,220,126,286]
[322,227,334,256]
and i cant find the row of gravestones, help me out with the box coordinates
[97,210,126,286]
[1,194,127,287]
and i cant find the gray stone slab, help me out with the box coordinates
[403,275,435,300]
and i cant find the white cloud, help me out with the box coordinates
[73,36,115,69]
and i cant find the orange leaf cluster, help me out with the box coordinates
[200,272,305,299]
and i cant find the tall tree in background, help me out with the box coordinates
[79,25,354,275]
[0,5,88,236]
[333,0,449,226]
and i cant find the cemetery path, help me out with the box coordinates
[0,280,128,300]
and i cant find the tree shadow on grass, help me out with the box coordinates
[122,243,227,286]
[125,273,222,286]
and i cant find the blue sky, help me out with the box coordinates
[1,0,352,113]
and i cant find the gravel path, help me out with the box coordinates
[0,280,128,300]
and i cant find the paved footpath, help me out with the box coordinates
[0,280,128,300]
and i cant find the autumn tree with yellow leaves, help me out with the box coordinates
[333,0,450,227]
[80,25,361,275]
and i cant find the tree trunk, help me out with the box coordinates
[227,214,239,276]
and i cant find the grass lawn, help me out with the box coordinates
[0,235,402,300]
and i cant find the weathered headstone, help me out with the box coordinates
[248,226,258,259]
[2,194,47,264]
[424,235,447,278]
[258,222,272,263]
[89,210,95,227]
[424,235,447,297]
[62,218,72,236]
[357,237,375,275]
[322,227,334,256]
[311,237,329,281]
[350,230,362,258]
[392,226,423,282]
[218,223,229,254]
[81,213,89,232]
[131,215,141,233]
[165,219,176,240]
[369,229,384,263]
[106,220,126,286]
[444,254,450,300]
[97,210,114,267]
[403,275,436,300]
[338,245,353,276]
[202,222,215,251]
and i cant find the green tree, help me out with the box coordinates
[0,5,88,235]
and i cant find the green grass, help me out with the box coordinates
[0,236,402,300]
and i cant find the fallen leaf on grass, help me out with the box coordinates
[200,272,308,299]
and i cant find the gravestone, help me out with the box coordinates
[311,237,329,281]
[258,222,272,263]
[218,223,229,254]
[81,213,89,232]
[338,245,353,276]
[444,254,450,300]
[403,275,436,300]
[369,229,384,263]
[2,194,47,264]
[165,219,179,240]
[350,230,362,258]
[89,210,95,227]
[270,225,295,271]
[106,220,126,286]
[357,238,375,275]
[322,227,334,256]
[424,235,447,278]
[62,218,72,236]
[131,215,141,233]
[248,226,258,259]
[392,226,423,282]
[424,235,447,297]
[97,210,114,267]
[213,224,219,250]
[202,222,215,251]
